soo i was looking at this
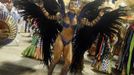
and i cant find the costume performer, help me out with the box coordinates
[0,0,17,46]
[17,0,126,75]
[21,19,42,60]
[48,0,80,75]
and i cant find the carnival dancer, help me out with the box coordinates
[17,0,126,75]
[0,0,18,46]
[47,0,80,75]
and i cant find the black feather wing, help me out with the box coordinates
[43,0,65,16]
[78,0,103,21]
[70,0,104,72]
[42,0,65,66]
[19,1,63,66]
[94,9,124,35]
[58,0,65,16]
[70,8,125,73]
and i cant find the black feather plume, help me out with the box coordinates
[78,0,105,21]
[70,6,125,73]
[42,0,65,15]
[18,1,63,66]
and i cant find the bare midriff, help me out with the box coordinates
[61,27,74,41]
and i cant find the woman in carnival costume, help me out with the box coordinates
[17,0,126,75]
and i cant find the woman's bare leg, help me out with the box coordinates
[60,43,72,75]
[48,36,63,75]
